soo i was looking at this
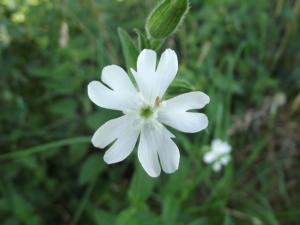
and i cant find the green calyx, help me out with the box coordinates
[146,0,189,39]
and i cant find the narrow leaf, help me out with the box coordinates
[79,155,104,185]
[118,27,139,71]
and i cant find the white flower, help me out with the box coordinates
[87,49,210,177]
[203,139,232,172]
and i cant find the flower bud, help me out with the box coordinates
[146,0,189,39]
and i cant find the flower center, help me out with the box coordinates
[140,105,153,119]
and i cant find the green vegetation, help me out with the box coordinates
[0,0,299,224]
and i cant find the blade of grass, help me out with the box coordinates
[69,178,96,225]
[0,136,90,160]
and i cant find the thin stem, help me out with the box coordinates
[0,136,90,160]
[69,179,96,225]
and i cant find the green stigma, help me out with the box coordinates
[140,106,153,118]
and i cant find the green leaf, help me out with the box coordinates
[49,98,77,117]
[134,29,150,51]
[86,111,121,130]
[146,0,189,39]
[115,208,139,225]
[79,155,105,185]
[171,78,195,91]
[11,191,41,225]
[223,212,234,225]
[92,209,116,225]
[68,143,88,163]
[162,196,180,225]
[118,27,139,71]
[115,207,159,225]
[205,163,233,208]
[188,218,209,225]
[128,165,156,206]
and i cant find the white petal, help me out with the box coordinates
[132,49,178,104]
[137,49,157,77]
[137,124,161,177]
[158,91,209,133]
[155,49,178,97]
[162,92,210,111]
[137,123,179,176]
[158,111,208,133]
[212,162,222,172]
[132,49,157,101]
[101,65,136,95]
[162,127,175,138]
[103,128,139,164]
[157,129,180,174]
[88,65,138,111]
[220,155,231,165]
[203,152,215,163]
[212,139,232,154]
[212,139,223,149]
[87,81,133,111]
[91,115,134,148]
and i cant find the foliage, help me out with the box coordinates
[0,0,299,224]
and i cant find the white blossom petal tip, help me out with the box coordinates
[87,48,210,177]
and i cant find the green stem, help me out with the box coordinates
[0,136,90,160]
[69,179,96,225]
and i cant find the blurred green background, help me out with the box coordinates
[0,0,300,224]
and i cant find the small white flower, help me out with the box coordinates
[88,49,210,177]
[203,139,232,172]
